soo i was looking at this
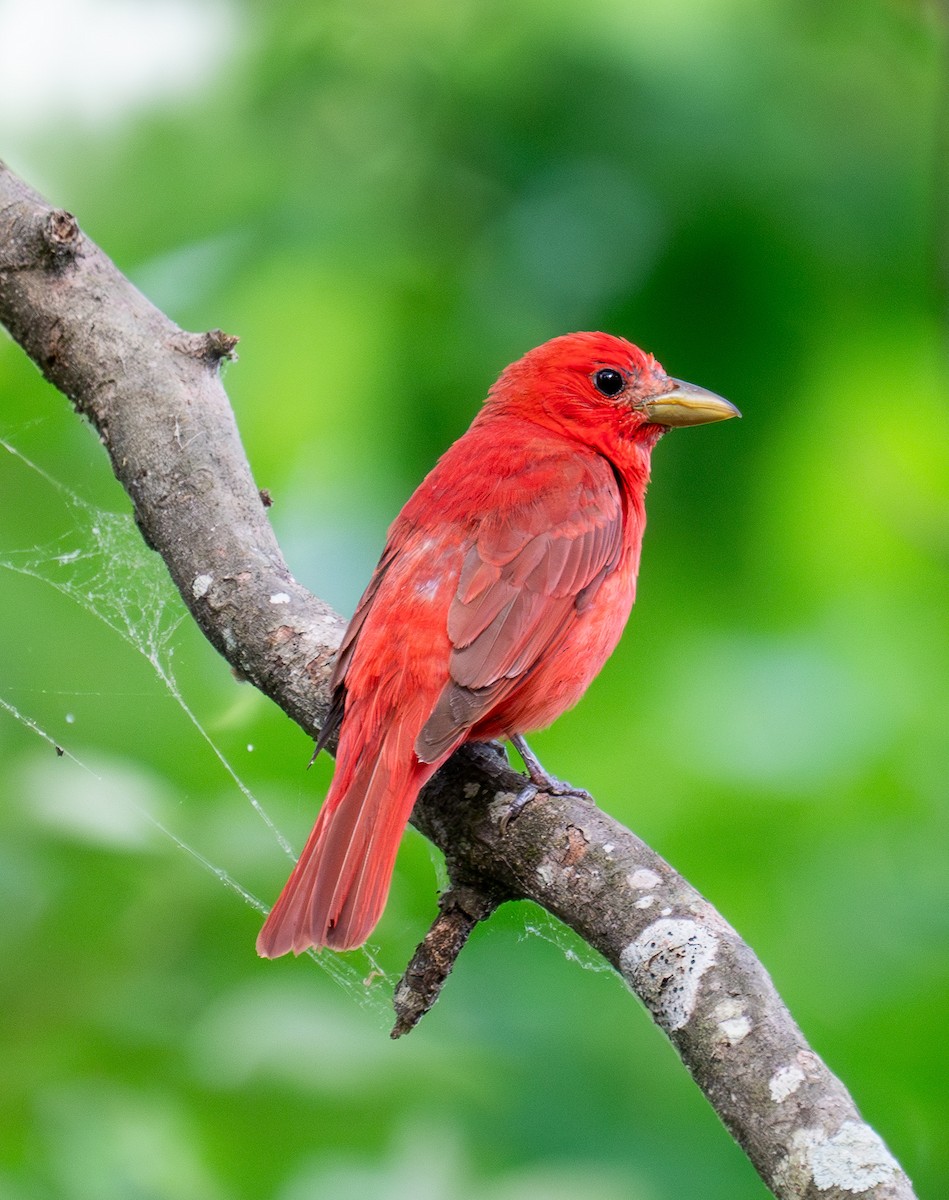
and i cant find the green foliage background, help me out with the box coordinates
[1,1,946,1196]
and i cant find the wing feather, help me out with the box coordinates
[416,456,624,761]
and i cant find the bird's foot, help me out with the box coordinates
[499,735,592,832]
[511,734,592,800]
[499,782,541,833]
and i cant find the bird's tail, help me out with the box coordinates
[256,719,437,955]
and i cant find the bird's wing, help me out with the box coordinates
[415,454,624,761]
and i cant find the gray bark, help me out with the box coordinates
[0,160,917,1200]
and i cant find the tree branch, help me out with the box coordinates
[0,160,917,1200]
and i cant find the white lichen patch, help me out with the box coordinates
[192,573,213,599]
[269,592,291,605]
[719,1015,752,1044]
[634,895,655,909]
[463,782,481,799]
[620,918,718,1032]
[628,867,662,890]
[773,1122,902,1197]
[712,999,751,1045]
[812,1123,902,1192]
[536,863,555,886]
[770,1062,806,1103]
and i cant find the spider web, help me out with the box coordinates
[0,435,390,1019]
[0,430,615,1019]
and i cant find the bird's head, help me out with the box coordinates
[484,331,739,459]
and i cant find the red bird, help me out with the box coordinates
[257,332,738,955]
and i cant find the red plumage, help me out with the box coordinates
[257,332,737,954]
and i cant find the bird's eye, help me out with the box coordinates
[592,368,626,397]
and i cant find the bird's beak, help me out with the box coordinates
[641,379,741,427]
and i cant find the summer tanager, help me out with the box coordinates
[257,331,738,955]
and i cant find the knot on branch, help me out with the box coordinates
[0,206,81,273]
[44,209,81,258]
[172,329,240,365]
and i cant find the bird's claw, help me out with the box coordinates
[498,775,593,834]
[499,782,540,834]
[508,733,592,805]
[530,774,593,802]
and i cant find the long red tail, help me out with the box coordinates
[256,723,438,955]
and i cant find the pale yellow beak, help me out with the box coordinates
[641,379,741,427]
